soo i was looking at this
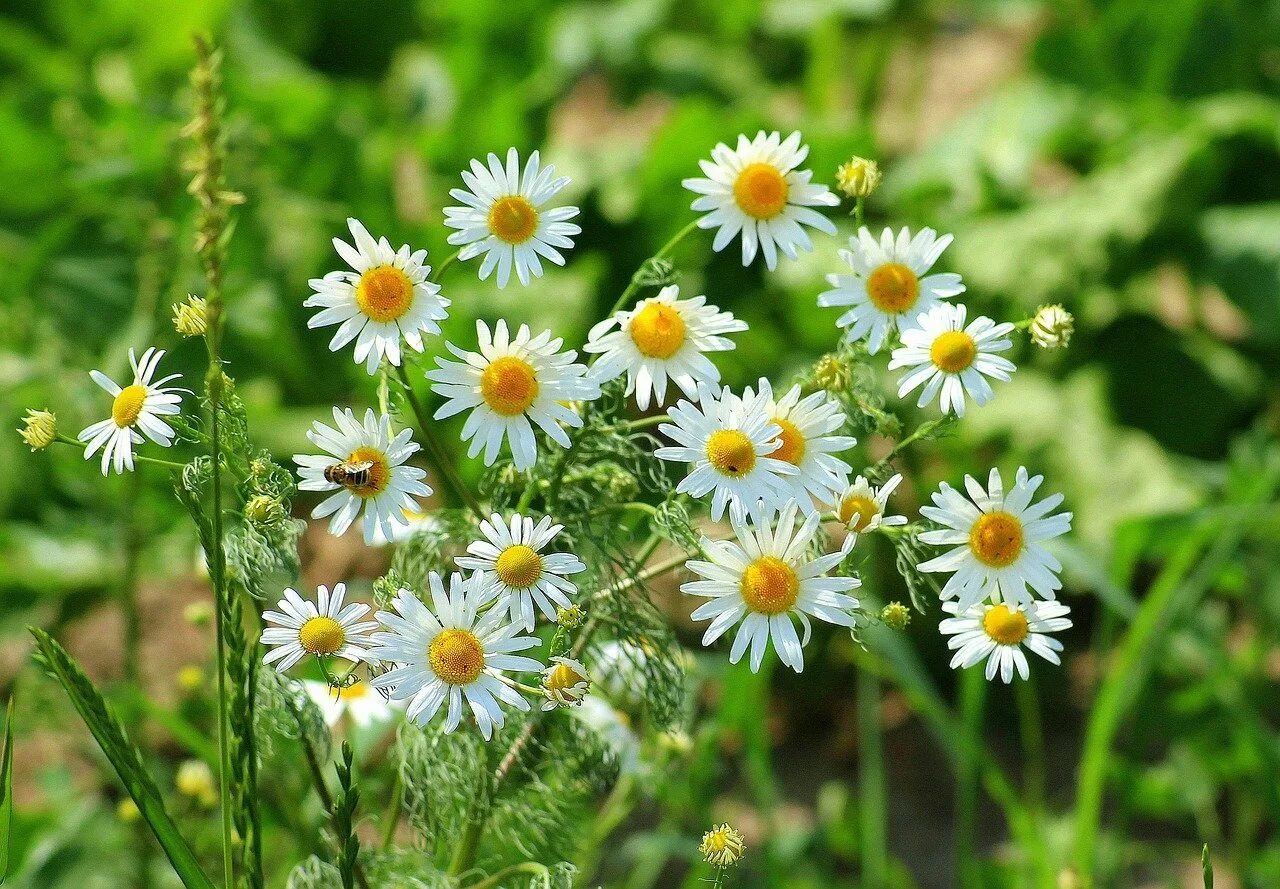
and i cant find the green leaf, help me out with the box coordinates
[28,628,216,889]
[1203,844,1213,888]
[0,696,12,883]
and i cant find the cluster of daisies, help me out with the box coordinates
[63,131,1077,741]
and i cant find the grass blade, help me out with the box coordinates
[1,697,13,883]
[1202,844,1213,888]
[29,627,216,889]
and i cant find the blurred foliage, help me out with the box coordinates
[1,0,1278,887]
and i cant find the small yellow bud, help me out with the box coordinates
[172,294,209,337]
[880,602,911,631]
[541,656,591,710]
[812,354,850,393]
[184,601,214,627]
[245,494,285,526]
[176,665,204,692]
[835,157,881,200]
[1030,304,1074,350]
[117,798,141,823]
[18,409,57,451]
[175,760,218,808]
[556,604,584,628]
[700,823,745,868]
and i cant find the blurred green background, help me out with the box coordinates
[1,0,1279,887]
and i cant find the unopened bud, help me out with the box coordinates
[18,409,57,451]
[835,157,881,199]
[880,602,911,630]
[1030,304,1074,350]
[172,295,209,337]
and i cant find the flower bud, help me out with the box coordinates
[835,157,881,199]
[117,798,141,823]
[172,294,209,337]
[176,665,204,692]
[556,604,584,628]
[1030,304,1074,350]
[18,409,57,451]
[175,760,218,807]
[245,494,285,526]
[880,601,911,630]
[812,354,850,393]
[184,601,214,627]
[541,656,591,710]
[700,823,746,868]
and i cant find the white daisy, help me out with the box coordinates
[456,512,585,630]
[584,285,747,410]
[443,148,580,288]
[78,347,184,475]
[303,680,402,728]
[305,218,450,374]
[818,227,965,353]
[654,384,797,522]
[939,599,1073,683]
[369,503,437,547]
[368,574,544,740]
[426,320,600,471]
[889,303,1016,416]
[682,502,860,673]
[918,467,1072,611]
[293,408,433,546]
[832,474,907,534]
[743,378,856,511]
[683,131,838,270]
[261,584,376,673]
[540,656,591,710]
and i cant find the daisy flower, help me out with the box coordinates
[369,574,543,740]
[427,320,599,471]
[889,303,1016,416]
[584,285,747,410]
[78,347,184,475]
[303,680,401,728]
[540,656,591,710]
[743,378,856,511]
[683,130,838,270]
[918,467,1072,611]
[682,502,860,673]
[939,599,1073,683]
[654,384,797,522]
[818,227,965,353]
[456,512,586,630]
[293,408,433,546]
[261,584,376,673]
[833,474,907,534]
[304,218,450,374]
[443,148,580,288]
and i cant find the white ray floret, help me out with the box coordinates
[682,502,860,673]
[78,347,185,475]
[261,584,376,673]
[889,303,1016,416]
[831,474,908,534]
[584,285,747,410]
[303,680,402,728]
[918,467,1072,611]
[683,131,838,270]
[940,599,1073,683]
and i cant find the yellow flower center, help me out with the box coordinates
[705,429,756,478]
[112,384,148,428]
[487,195,539,244]
[982,604,1030,645]
[338,681,369,701]
[930,330,978,374]
[354,265,415,323]
[546,662,585,692]
[733,162,789,220]
[969,511,1024,568]
[480,356,540,416]
[494,544,543,589]
[839,494,879,532]
[428,628,485,685]
[740,556,799,615]
[768,417,806,465]
[298,616,345,655]
[628,302,687,359]
[344,446,392,498]
[866,262,920,314]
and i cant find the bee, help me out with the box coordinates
[323,460,374,489]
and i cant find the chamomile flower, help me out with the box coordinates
[833,474,907,534]
[918,467,1072,611]
[261,584,376,673]
[443,148,580,288]
[456,512,585,630]
[369,574,544,740]
[540,656,591,710]
[683,131,838,270]
[682,502,860,673]
[293,408,432,546]
[305,218,449,374]
[78,347,184,475]
[889,303,1016,416]
[303,680,401,728]
[939,599,1073,683]
[584,285,747,410]
[427,320,599,471]
[818,227,965,353]
[654,384,797,522]
[743,378,856,511]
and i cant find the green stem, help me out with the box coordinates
[391,363,484,519]
[460,862,548,889]
[604,219,701,319]
[1015,677,1046,815]
[854,196,865,229]
[956,666,986,889]
[379,770,403,850]
[429,248,461,284]
[52,434,186,470]
[857,668,887,889]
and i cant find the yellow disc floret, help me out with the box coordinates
[982,603,1029,645]
[345,446,392,497]
[487,195,539,244]
[839,494,879,532]
[628,302,687,358]
[112,384,148,428]
[969,511,1024,568]
[480,356,540,416]
[428,628,485,685]
[769,417,806,466]
[705,429,756,478]
[929,330,978,374]
[355,266,415,323]
[865,262,920,314]
[299,616,345,655]
[495,544,544,589]
[733,162,789,220]
[740,556,799,615]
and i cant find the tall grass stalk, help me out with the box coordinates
[857,668,887,888]
[956,665,986,889]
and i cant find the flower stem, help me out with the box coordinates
[604,218,701,319]
[391,362,484,519]
[52,434,186,470]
